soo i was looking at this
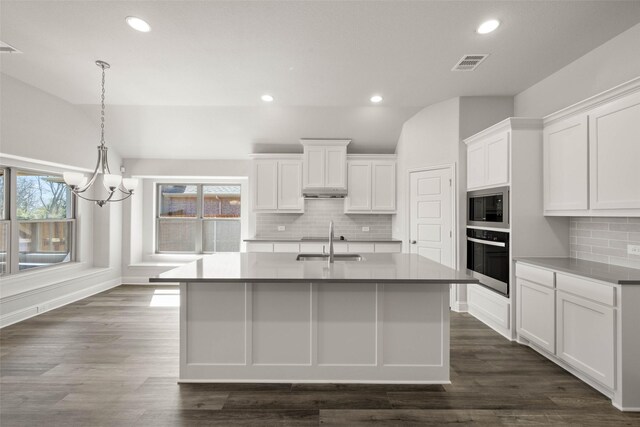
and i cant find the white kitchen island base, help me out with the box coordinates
[150,253,479,384]
[180,281,449,383]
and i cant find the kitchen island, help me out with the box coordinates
[150,252,478,383]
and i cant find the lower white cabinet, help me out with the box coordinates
[515,261,627,405]
[556,290,615,389]
[516,278,555,353]
[247,241,401,254]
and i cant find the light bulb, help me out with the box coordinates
[126,16,151,32]
[63,172,86,187]
[122,178,139,191]
[103,174,122,190]
[370,95,383,103]
[477,19,500,34]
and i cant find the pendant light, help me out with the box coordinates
[63,60,138,207]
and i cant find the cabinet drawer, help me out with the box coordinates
[273,243,300,253]
[334,243,349,254]
[556,273,615,306]
[300,243,326,253]
[348,243,375,253]
[246,242,274,253]
[374,243,401,253]
[515,263,554,288]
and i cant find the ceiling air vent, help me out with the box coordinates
[451,54,489,72]
[0,41,21,54]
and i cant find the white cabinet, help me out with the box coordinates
[556,290,615,389]
[253,160,278,211]
[466,131,509,190]
[543,116,589,212]
[515,261,621,398]
[516,278,555,353]
[588,90,640,210]
[301,140,349,190]
[485,133,510,187]
[542,79,640,216]
[345,157,396,214]
[371,161,396,211]
[278,161,304,210]
[345,161,371,211]
[246,242,274,252]
[252,157,304,213]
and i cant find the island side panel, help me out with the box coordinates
[180,281,450,383]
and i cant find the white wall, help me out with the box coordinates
[0,74,123,327]
[120,158,252,283]
[514,22,640,117]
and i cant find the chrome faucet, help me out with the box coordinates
[328,220,335,264]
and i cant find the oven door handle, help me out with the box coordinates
[466,237,506,247]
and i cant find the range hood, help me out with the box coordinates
[303,187,347,198]
[301,139,350,198]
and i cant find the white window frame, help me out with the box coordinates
[155,183,242,254]
[0,166,77,275]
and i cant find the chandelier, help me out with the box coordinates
[63,60,138,207]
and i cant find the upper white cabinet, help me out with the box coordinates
[301,139,349,191]
[466,130,510,190]
[252,156,304,213]
[344,156,396,214]
[543,78,640,216]
[543,116,589,212]
[588,90,640,210]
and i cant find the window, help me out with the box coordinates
[0,168,75,275]
[156,184,241,253]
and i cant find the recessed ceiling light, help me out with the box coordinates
[126,16,151,32]
[370,95,383,103]
[261,94,274,102]
[477,19,500,34]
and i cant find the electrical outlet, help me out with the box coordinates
[362,226,370,232]
[277,225,286,231]
[628,244,640,256]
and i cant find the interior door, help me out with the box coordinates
[409,168,453,267]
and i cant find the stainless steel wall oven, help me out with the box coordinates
[466,228,509,296]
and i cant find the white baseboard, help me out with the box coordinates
[122,276,179,285]
[1,277,121,328]
[450,302,468,313]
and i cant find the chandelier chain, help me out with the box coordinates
[100,65,106,146]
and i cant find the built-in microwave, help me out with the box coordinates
[467,186,509,229]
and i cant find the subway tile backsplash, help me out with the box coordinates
[255,199,392,240]
[570,217,640,269]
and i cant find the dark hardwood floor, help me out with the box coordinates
[1,285,639,426]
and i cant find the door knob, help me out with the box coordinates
[411,240,417,244]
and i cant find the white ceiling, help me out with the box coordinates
[2,1,640,158]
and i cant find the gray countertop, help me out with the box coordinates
[150,253,479,284]
[245,237,402,243]
[515,257,640,285]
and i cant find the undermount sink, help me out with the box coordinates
[296,253,364,262]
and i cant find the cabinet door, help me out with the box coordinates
[325,146,347,189]
[485,132,510,187]
[516,278,555,353]
[371,161,396,211]
[253,160,278,210]
[246,242,274,253]
[543,116,588,211]
[589,90,640,210]
[304,146,325,189]
[278,160,303,210]
[467,142,486,190]
[345,161,371,211]
[556,291,615,389]
[273,243,300,253]
[348,243,375,253]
